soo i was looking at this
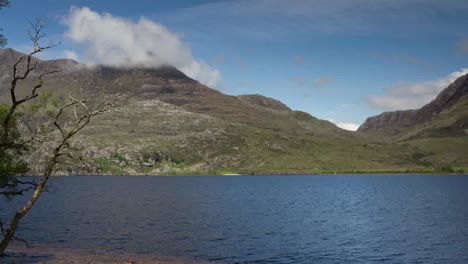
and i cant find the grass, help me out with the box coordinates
[92,158,127,174]
[401,137,468,168]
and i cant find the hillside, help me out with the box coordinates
[358,73,468,140]
[358,73,468,169]
[1,48,465,174]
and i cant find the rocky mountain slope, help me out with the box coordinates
[1,48,466,174]
[358,73,468,140]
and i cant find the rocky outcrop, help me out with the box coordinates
[237,94,291,111]
[357,110,417,136]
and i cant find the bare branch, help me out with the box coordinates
[1,18,61,145]
[0,187,34,196]
[27,18,60,55]
[68,93,89,110]
[15,179,38,187]
[0,220,6,236]
[1,219,31,248]
[12,234,31,248]
[53,100,75,139]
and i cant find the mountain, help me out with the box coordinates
[358,73,468,140]
[0,48,80,71]
[358,73,468,169]
[0,48,30,64]
[1,48,466,174]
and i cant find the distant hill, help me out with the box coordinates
[1,48,467,174]
[358,73,468,140]
[0,48,80,71]
[358,73,468,169]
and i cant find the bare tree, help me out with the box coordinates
[0,20,112,255]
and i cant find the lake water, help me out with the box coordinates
[1,175,468,263]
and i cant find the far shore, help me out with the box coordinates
[21,171,468,177]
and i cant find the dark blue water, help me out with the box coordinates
[2,175,468,263]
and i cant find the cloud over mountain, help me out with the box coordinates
[64,6,222,88]
[328,119,360,131]
[367,68,468,110]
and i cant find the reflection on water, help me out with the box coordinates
[2,175,468,263]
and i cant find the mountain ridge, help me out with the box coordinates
[1,48,467,174]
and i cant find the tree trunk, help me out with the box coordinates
[0,165,52,255]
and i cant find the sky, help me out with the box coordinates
[1,0,468,131]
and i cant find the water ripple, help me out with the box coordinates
[1,175,468,263]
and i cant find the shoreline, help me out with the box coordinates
[21,172,468,177]
[3,244,211,264]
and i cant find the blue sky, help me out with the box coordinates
[2,0,468,130]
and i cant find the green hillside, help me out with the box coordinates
[1,48,466,175]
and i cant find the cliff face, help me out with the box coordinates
[358,73,468,140]
[357,110,417,136]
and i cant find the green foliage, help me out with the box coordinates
[0,104,22,146]
[0,31,6,47]
[93,158,126,174]
[0,104,15,126]
[0,150,29,197]
[411,149,434,167]
[0,103,29,195]
[141,149,185,164]
[111,153,129,166]
[437,166,455,173]
[0,151,28,180]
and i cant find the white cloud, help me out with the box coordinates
[64,6,222,88]
[367,68,468,110]
[328,119,360,131]
[64,50,78,60]
[180,60,222,89]
[336,122,360,131]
